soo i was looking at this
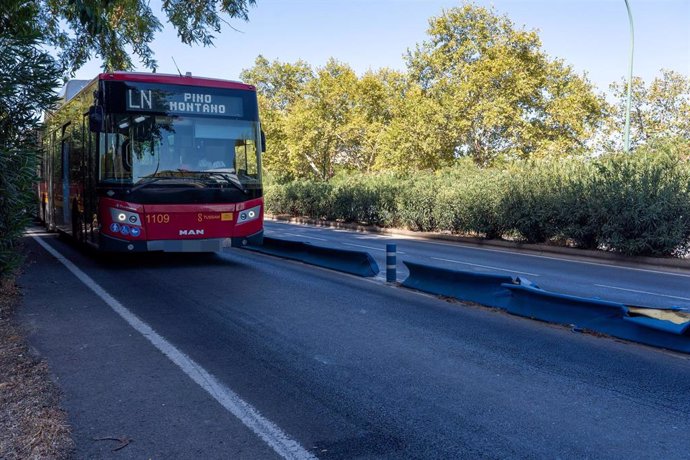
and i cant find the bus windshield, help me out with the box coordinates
[99,114,261,188]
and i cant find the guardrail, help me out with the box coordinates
[402,261,516,309]
[245,237,379,277]
[402,261,690,354]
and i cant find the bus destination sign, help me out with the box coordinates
[126,88,243,116]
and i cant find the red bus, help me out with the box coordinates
[39,72,265,252]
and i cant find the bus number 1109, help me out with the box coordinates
[146,214,170,224]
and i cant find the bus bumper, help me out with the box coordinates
[229,229,264,248]
[99,230,264,252]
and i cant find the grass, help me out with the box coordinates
[0,273,74,459]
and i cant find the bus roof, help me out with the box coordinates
[60,80,90,103]
[97,71,256,91]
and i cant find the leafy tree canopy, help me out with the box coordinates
[0,0,60,147]
[405,4,605,166]
[30,0,256,74]
[603,70,690,151]
[242,56,407,181]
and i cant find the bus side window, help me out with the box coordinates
[235,139,258,177]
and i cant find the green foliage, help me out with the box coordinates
[245,3,606,177]
[404,4,604,166]
[0,0,60,278]
[242,57,406,181]
[603,70,690,152]
[265,181,333,218]
[547,160,599,249]
[0,151,39,278]
[396,175,440,232]
[590,146,690,256]
[265,173,402,227]
[435,165,508,239]
[328,174,402,226]
[499,161,564,243]
[32,0,256,73]
[266,145,690,257]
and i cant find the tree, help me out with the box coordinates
[374,83,455,172]
[240,56,314,182]
[242,58,404,180]
[33,0,257,73]
[0,0,61,277]
[283,59,361,180]
[603,70,690,151]
[404,4,604,166]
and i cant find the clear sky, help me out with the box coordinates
[71,0,690,94]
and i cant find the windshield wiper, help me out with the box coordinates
[129,171,204,192]
[185,170,248,194]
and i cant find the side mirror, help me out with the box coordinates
[260,130,266,153]
[88,105,104,132]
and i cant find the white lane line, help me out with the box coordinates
[31,235,316,460]
[342,242,406,254]
[594,284,690,302]
[280,232,328,241]
[431,257,541,277]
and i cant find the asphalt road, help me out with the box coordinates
[19,231,690,459]
[264,220,690,310]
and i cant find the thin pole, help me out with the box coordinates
[386,243,397,283]
[623,0,635,153]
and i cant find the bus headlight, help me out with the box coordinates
[237,205,261,225]
[110,208,141,226]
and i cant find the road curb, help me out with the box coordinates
[266,215,690,272]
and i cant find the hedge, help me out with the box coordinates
[265,147,690,257]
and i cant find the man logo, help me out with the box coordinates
[179,229,204,236]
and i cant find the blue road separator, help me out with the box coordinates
[402,261,517,309]
[503,282,690,352]
[245,236,379,277]
[400,260,690,353]
[622,315,690,335]
[502,283,627,327]
[623,310,690,335]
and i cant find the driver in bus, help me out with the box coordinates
[197,142,230,170]
[198,158,227,169]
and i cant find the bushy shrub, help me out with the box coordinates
[549,160,599,249]
[460,169,508,239]
[265,180,333,218]
[264,144,690,257]
[430,167,508,238]
[590,148,690,256]
[328,174,401,226]
[0,150,38,278]
[396,175,441,231]
[499,161,564,243]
